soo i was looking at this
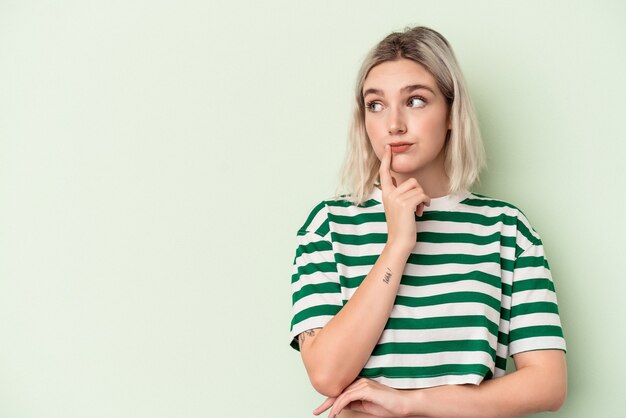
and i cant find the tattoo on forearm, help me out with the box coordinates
[298,329,317,345]
[383,267,392,284]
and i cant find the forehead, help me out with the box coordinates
[363,59,438,93]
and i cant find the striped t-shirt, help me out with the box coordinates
[289,187,566,389]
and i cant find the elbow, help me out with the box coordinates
[543,372,567,412]
[308,369,348,398]
[547,385,567,412]
[301,344,356,397]
[549,363,568,412]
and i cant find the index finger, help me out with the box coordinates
[378,145,394,190]
[312,397,335,416]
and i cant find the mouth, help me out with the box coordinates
[389,142,413,153]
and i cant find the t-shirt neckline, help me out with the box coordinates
[369,186,471,212]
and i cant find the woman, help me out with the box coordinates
[289,26,566,418]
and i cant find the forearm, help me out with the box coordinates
[404,351,567,418]
[302,242,411,397]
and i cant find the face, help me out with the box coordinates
[363,58,451,183]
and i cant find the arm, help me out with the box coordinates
[402,213,568,417]
[299,145,431,398]
[405,349,567,417]
[300,242,413,397]
[317,350,566,418]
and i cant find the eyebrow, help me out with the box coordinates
[363,84,436,98]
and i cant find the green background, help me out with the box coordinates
[1,1,624,417]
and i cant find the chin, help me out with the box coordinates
[391,161,422,174]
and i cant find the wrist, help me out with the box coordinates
[385,239,414,256]
[402,389,428,417]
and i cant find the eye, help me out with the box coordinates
[365,101,384,113]
[408,96,426,108]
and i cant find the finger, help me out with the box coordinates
[404,192,431,209]
[339,401,371,416]
[416,202,424,217]
[397,190,429,217]
[328,392,359,418]
[398,188,430,205]
[327,380,372,418]
[378,145,394,191]
[343,378,372,394]
[324,377,370,417]
[344,400,366,413]
[329,384,379,418]
[312,397,335,415]
[394,177,420,195]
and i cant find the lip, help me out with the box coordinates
[389,142,413,153]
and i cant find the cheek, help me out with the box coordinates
[364,119,383,158]
[365,113,388,136]
[417,113,449,146]
[364,118,376,138]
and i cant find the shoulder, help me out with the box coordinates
[462,192,527,214]
[297,192,382,236]
[462,192,543,252]
[297,195,354,237]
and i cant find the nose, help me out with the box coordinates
[387,106,407,135]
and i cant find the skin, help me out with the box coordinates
[300,59,567,417]
[314,350,566,418]
[363,58,451,199]
[298,145,431,400]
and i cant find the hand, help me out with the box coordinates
[379,145,430,253]
[313,378,411,418]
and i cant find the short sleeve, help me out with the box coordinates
[288,208,343,351]
[508,243,567,356]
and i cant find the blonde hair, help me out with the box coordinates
[336,26,486,205]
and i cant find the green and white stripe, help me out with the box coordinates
[289,189,566,389]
